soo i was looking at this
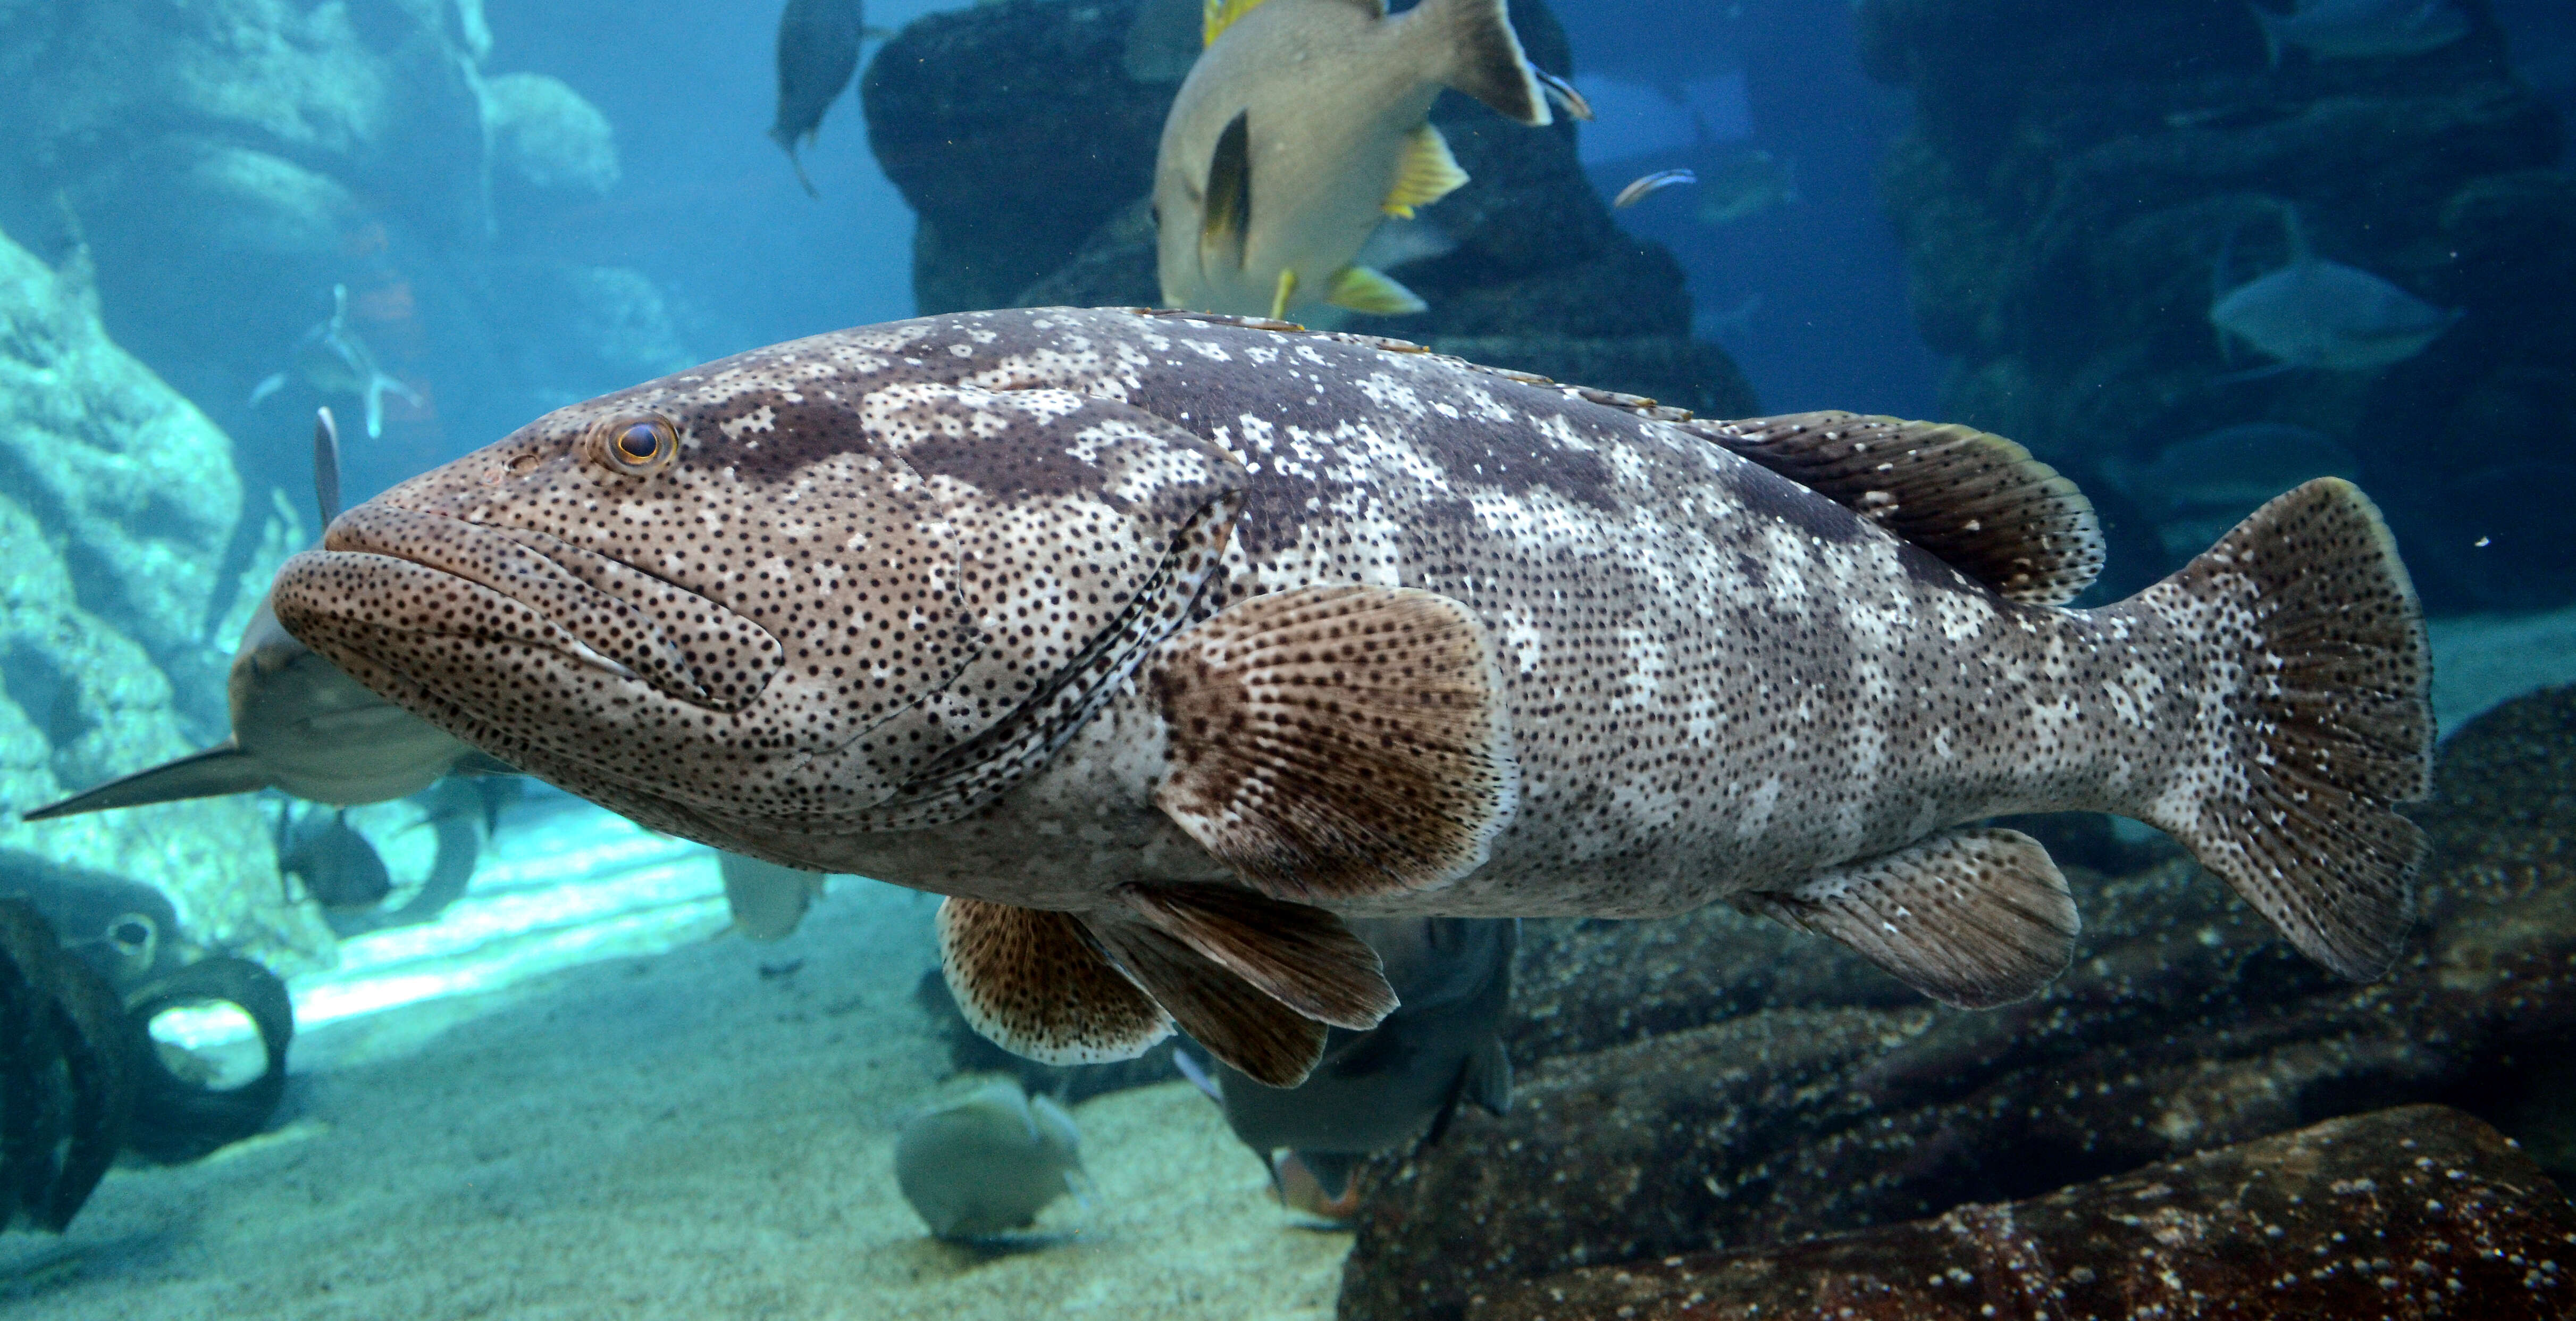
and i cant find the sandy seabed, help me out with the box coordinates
[0,883,1352,1320]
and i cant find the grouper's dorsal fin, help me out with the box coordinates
[1688,412,2106,606]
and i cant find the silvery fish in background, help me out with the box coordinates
[2210,204,2462,373]
[26,409,500,823]
[1152,0,1555,321]
[247,286,423,439]
[893,1080,1088,1240]
[272,306,2434,1092]
[768,0,867,196]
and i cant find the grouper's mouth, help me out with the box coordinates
[272,505,783,714]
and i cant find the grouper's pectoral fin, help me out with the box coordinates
[935,897,1172,1065]
[1084,912,1330,1087]
[1149,583,1519,904]
[1734,827,2079,1009]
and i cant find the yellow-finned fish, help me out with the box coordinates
[1153,0,1553,321]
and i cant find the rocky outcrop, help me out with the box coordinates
[862,0,1757,417]
[1857,0,2575,610]
[1337,685,2576,1319]
[1468,1105,2576,1321]
[0,228,328,969]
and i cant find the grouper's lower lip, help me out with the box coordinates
[273,506,782,713]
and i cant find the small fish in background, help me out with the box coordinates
[23,409,504,823]
[248,285,423,440]
[1153,0,1557,321]
[1613,167,1698,210]
[276,805,392,911]
[1692,145,1796,225]
[2100,422,2362,561]
[768,0,867,196]
[893,1080,1089,1241]
[1176,917,1515,1224]
[2209,204,2462,373]
[718,851,828,941]
[2252,0,2470,65]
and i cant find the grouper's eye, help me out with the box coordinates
[583,413,680,478]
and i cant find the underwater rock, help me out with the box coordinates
[1856,0,2575,609]
[0,229,325,969]
[119,954,295,1166]
[1463,1105,2576,1321]
[484,72,620,198]
[865,0,1751,416]
[1337,684,2576,1319]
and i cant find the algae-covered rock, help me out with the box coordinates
[865,0,1755,418]
[0,227,326,969]
[484,72,620,197]
[1336,685,2576,1319]
[1467,1105,2576,1321]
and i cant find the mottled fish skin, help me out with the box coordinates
[274,308,2401,939]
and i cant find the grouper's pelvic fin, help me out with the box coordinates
[1411,0,1549,126]
[1734,827,2080,1008]
[2131,476,2432,981]
[936,897,1173,1065]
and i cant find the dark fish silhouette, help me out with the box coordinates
[768,0,867,197]
[278,806,392,910]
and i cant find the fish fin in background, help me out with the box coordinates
[1202,0,1299,47]
[1382,124,1466,218]
[1115,883,1396,1030]
[22,744,273,820]
[1409,0,1548,126]
[313,406,343,526]
[247,371,288,407]
[1275,1150,1365,1218]
[936,897,1174,1065]
[719,852,829,941]
[1533,68,1592,120]
[1689,412,2107,606]
[2133,477,2431,980]
[1325,264,1426,314]
[1171,1045,1224,1101]
[1085,914,1329,1086]
[1734,827,2080,1009]
[1151,583,1518,903]
[1465,1031,1512,1115]
[1268,269,1298,321]
[1202,109,1254,275]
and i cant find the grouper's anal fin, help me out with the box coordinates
[1149,583,1518,904]
[1735,827,2079,1009]
[1688,412,2107,606]
[1085,912,1330,1087]
[23,744,275,821]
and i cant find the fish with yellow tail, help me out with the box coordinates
[1154,0,1555,321]
[270,306,2434,1092]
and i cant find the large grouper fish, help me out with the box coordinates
[271,307,2433,1087]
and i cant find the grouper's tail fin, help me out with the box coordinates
[2139,476,2433,980]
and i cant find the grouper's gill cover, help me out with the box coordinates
[275,333,1247,838]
